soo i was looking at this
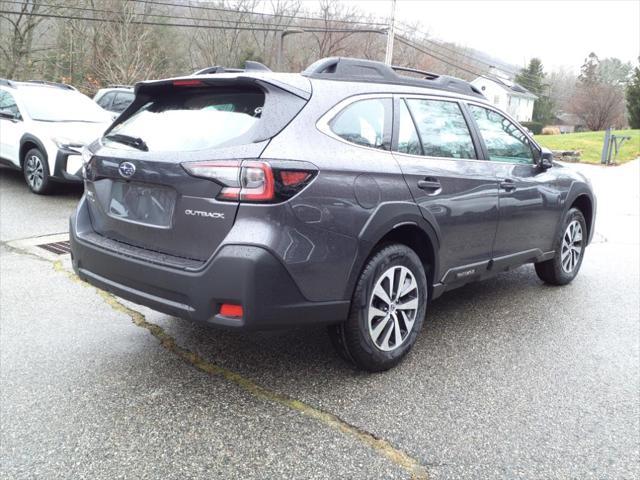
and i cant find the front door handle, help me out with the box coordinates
[500,178,517,192]
[417,177,441,191]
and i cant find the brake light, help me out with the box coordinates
[173,79,203,87]
[182,160,315,203]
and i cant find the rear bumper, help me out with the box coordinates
[70,197,349,329]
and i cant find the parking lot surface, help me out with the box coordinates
[1,162,638,479]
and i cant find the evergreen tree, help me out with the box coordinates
[626,61,640,129]
[515,58,554,124]
[578,52,600,85]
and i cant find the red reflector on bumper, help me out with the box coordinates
[220,304,243,318]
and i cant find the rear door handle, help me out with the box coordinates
[417,177,441,191]
[499,178,517,191]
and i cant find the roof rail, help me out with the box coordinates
[390,65,439,80]
[106,84,133,89]
[302,57,484,98]
[193,60,272,76]
[24,80,76,91]
[0,78,15,88]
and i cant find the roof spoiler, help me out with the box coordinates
[135,73,311,101]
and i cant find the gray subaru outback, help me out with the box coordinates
[70,57,596,371]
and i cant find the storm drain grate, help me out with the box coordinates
[36,240,71,255]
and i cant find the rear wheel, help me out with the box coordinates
[23,148,52,194]
[328,244,428,372]
[535,207,587,285]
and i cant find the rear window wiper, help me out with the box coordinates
[104,133,149,151]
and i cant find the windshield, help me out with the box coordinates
[106,88,265,152]
[20,86,111,123]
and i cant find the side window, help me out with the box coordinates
[330,98,391,150]
[112,92,134,112]
[405,98,476,159]
[469,104,534,164]
[397,100,422,155]
[97,92,115,109]
[0,90,20,118]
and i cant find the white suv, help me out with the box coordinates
[0,80,113,194]
[94,86,134,114]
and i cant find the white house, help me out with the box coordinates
[471,67,537,123]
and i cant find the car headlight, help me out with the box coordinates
[52,136,85,149]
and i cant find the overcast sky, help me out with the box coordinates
[332,0,639,73]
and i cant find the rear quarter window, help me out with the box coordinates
[329,98,392,150]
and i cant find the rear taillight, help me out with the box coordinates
[182,160,315,203]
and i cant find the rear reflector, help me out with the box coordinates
[220,304,243,318]
[280,171,311,187]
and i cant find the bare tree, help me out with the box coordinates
[309,0,363,58]
[570,83,626,130]
[92,0,166,85]
[0,0,60,78]
[189,0,261,70]
[548,68,577,112]
[249,0,301,68]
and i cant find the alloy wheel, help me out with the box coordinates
[368,266,420,352]
[25,155,44,190]
[561,220,583,273]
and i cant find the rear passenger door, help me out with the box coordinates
[391,96,499,283]
[467,104,564,260]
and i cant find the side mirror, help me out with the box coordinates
[537,148,553,170]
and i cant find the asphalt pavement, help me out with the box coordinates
[1,161,638,479]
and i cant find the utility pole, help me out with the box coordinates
[384,0,397,65]
[277,28,304,71]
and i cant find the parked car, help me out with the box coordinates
[70,58,596,371]
[93,86,134,114]
[0,79,113,194]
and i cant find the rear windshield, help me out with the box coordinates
[106,88,265,152]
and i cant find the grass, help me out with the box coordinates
[533,129,640,164]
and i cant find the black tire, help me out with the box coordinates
[23,147,53,194]
[328,243,428,372]
[535,207,587,285]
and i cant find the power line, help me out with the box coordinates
[0,0,384,31]
[394,21,552,85]
[0,2,554,91]
[0,9,385,34]
[130,0,388,27]
[395,35,485,78]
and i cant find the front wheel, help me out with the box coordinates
[328,244,428,372]
[23,148,53,194]
[535,207,587,285]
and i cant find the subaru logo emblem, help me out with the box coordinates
[118,161,136,178]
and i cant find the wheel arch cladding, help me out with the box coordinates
[345,202,440,301]
[19,135,47,167]
[570,194,593,242]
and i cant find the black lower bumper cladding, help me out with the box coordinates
[70,197,349,329]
